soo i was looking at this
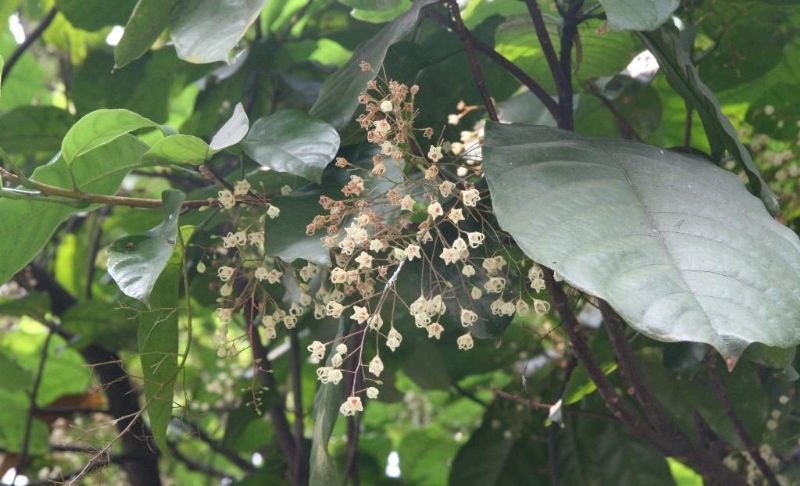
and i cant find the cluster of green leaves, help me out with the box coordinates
[1,0,800,485]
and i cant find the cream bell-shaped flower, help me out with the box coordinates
[461,188,481,207]
[368,355,384,377]
[457,333,474,350]
[233,179,250,196]
[307,341,326,362]
[325,301,344,318]
[462,264,476,277]
[439,180,456,197]
[400,195,415,212]
[386,328,402,351]
[467,232,485,248]
[366,387,380,399]
[267,204,280,219]
[339,396,364,416]
[368,314,384,331]
[351,305,369,324]
[218,190,236,209]
[355,251,373,270]
[460,308,479,327]
[217,266,235,282]
[448,208,465,225]
[426,322,444,340]
[427,201,443,219]
[428,145,443,162]
[533,299,551,315]
[336,343,348,355]
[254,266,269,282]
[405,244,421,261]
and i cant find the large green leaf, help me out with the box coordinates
[639,26,779,214]
[0,136,148,286]
[138,226,187,454]
[241,110,340,183]
[115,0,181,68]
[169,0,265,64]
[309,0,438,128]
[599,0,678,31]
[143,134,209,165]
[0,106,75,155]
[484,123,800,361]
[61,108,161,166]
[107,190,186,304]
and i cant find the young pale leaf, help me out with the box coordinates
[137,226,187,455]
[598,0,679,31]
[115,0,181,68]
[484,123,800,363]
[639,26,779,215]
[209,102,249,151]
[61,108,162,165]
[309,0,438,128]
[143,134,209,165]
[169,0,265,64]
[107,190,186,304]
[241,110,340,183]
[0,136,147,286]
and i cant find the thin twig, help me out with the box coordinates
[177,417,254,472]
[446,0,499,121]
[2,7,57,85]
[706,358,780,486]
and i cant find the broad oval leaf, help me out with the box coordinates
[107,190,186,304]
[484,123,800,361]
[115,0,181,68]
[309,0,438,128]
[0,106,75,155]
[169,0,265,64]
[209,102,249,151]
[61,108,161,165]
[0,136,148,285]
[599,0,679,31]
[241,110,340,183]
[143,134,209,164]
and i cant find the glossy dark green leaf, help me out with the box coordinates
[639,26,779,214]
[115,0,181,68]
[143,134,209,165]
[61,108,161,166]
[0,136,148,286]
[309,0,438,128]
[599,0,678,31]
[169,0,265,64]
[107,190,186,304]
[0,106,75,155]
[484,123,800,361]
[209,102,249,152]
[241,110,340,183]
